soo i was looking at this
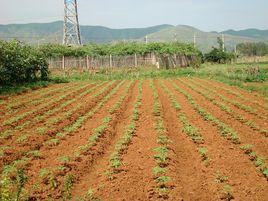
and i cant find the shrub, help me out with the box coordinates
[0,40,49,85]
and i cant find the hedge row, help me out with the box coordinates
[38,42,201,58]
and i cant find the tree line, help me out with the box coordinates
[237,42,268,56]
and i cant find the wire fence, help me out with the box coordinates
[48,53,198,70]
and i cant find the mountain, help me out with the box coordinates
[221,29,268,40]
[146,25,262,52]
[0,21,173,44]
[0,21,267,52]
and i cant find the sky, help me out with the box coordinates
[0,0,268,31]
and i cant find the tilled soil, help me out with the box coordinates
[0,78,267,201]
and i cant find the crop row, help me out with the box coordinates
[172,80,268,179]
[54,81,135,199]
[150,80,172,198]
[188,79,267,121]
[2,82,82,119]
[174,80,240,144]
[0,81,117,169]
[42,80,132,198]
[1,82,92,127]
[2,82,76,111]
[198,78,268,110]
[107,80,143,179]
[160,81,210,166]
[0,82,106,142]
[0,81,131,200]
[6,82,81,112]
[182,79,268,137]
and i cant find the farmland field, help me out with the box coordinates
[0,78,267,200]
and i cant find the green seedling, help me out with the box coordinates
[153,167,166,177]
[44,138,60,147]
[215,171,229,183]
[240,144,253,154]
[63,174,75,200]
[222,185,234,201]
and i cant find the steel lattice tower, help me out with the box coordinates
[63,0,82,46]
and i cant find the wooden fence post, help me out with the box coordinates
[134,53,137,67]
[86,55,89,70]
[62,56,65,70]
[109,54,112,68]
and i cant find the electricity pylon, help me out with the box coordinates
[63,0,82,46]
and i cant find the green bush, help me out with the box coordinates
[0,40,49,85]
[204,48,235,64]
[38,42,201,58]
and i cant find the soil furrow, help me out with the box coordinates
[0,82,106,145]
[175,79,268,160]
[155,80,217,201]
[0,82,92,129]
[197,78,268,108]
[184,78,268,135]
[24,81,136,199]
[0,82,83,121]
[0,82,118,170]
[193,77,268,114]
[163,79,268,200]
[69,81,140,200]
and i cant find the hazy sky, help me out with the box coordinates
[1,0,267,31]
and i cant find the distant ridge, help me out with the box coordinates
[0,21,267,51]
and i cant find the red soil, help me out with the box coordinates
[0,79,267,201]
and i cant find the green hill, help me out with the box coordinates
[0,21,173,44]
[146,25,261,52]
[221,29,268,40]
[0,21,267,52]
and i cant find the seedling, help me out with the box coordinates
[240,144,253,154]
[215,171,229,183]
[153,167,166,177]
[16,134,29,144]
[44,138,60,147]
[222,185,234,201]
[63,174,75,200]
[27,150,42,159]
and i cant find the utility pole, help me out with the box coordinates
[145,35,148,44]
[173,33,178,42]
[222,34,225,52]
[63,0,82,46]
[193,34,196,48]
